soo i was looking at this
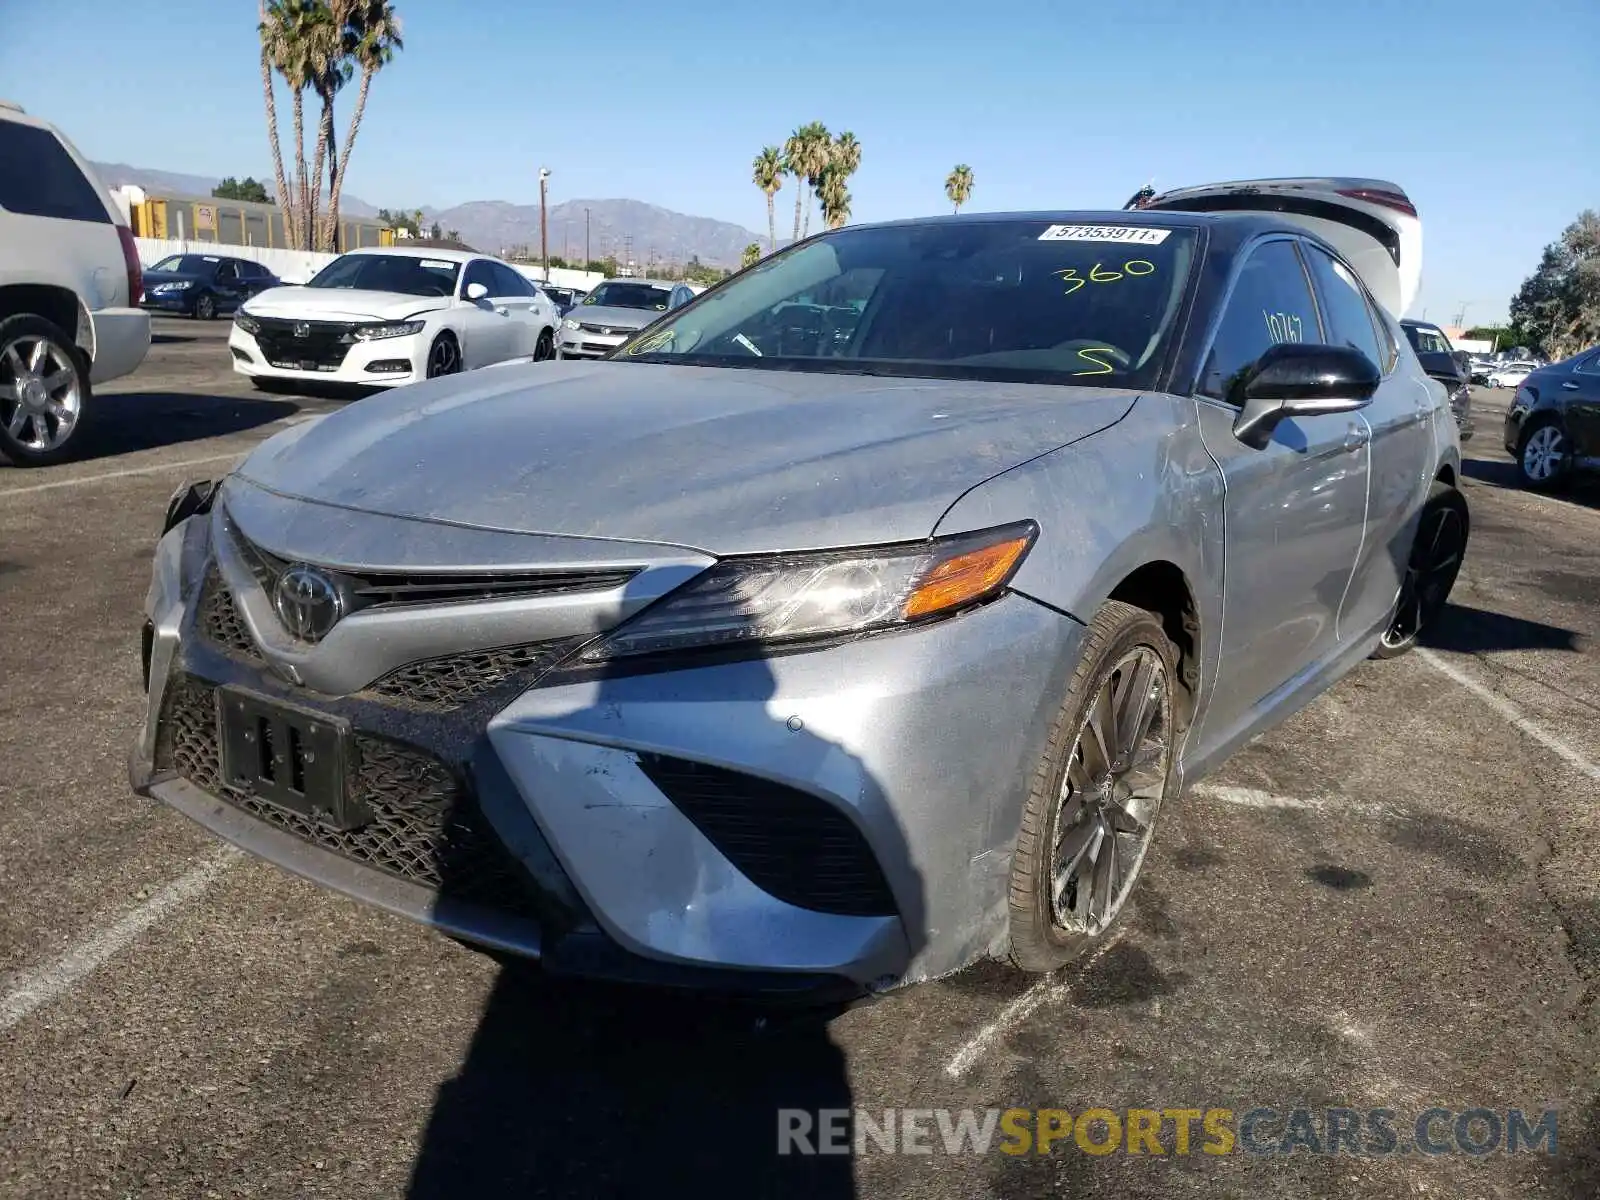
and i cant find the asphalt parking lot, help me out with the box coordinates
[2,319,1597,1198]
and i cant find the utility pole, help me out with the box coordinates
[584,207,590,268]
[539,167,551,278]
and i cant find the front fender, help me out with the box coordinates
[932,392,1225,725]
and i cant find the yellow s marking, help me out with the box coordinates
[1073,347,1117,376]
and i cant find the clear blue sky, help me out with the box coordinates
[5,0,1597,323]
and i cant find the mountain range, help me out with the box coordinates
[91,162,767,267]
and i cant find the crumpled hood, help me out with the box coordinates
[242,286,449,323]
[235,361,1138,554]
[567,304,661,331]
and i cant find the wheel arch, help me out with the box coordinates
[1104,560,1202,731]
[0,284,88,356]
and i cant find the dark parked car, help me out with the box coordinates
[1503,346,1600,489]
[536,283,581,316]
[140,253,282,320]
[1401,319,1474,442]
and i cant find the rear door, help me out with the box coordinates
[1559,350,1600,458]
[1301,239,1433,641]
[1188,236,1371,752]
[1140,177,1420,319]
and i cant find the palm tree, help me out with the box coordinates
[303,1,349,251]
[946,164,974,213]
[782,128,806,244]
[752,146,783,254]
[797,121,831,240]
[741,243,762,269]
[258,1,296,247]
[816,166,851,230]
[261,0,322,248]
[832,131,861,180]
[322,0,403,250]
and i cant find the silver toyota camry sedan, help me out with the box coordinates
[131,179,1469,1000]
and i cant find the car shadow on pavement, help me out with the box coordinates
[69,391,301,461]
[409,634,928,1199]
[1422,602,1585,654]
[1460,457,1600,511]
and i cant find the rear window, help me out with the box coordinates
[1404,324,1453,355]
[0,120,111,223]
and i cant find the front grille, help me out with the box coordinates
[366,637,584,709]
[198,570,262,661]
[636,754,898,918]
[158,677,544,918]
[252,317,356,371]
[578,322,627,336]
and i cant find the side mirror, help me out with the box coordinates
[1416,349,1464,381]
[465,282,489,302]
[1230,343,1379,450]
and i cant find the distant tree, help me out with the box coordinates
[782,121,831,242]
[946,164,974,213]
[445,228,460,241]
[213,176,274,203]
[377,206,422,235]
[1509,210,1600,361]
[547,255,570,269]
[429,221,442,240]
[741,242,762,269]
[600,255,618,277]
[752,146,783,254]
[584,258,609,275]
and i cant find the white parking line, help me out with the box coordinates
[0,452,241,498]
[944,931,1126,1079]
[0,848,240,1032]
[1418,648,1600,784]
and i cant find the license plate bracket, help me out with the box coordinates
[217,687,361,829]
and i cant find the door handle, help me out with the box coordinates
[1343,422,1370,452]
[1562,381,1580,390]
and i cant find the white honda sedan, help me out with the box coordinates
[229,247,559,389]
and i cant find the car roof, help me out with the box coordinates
[342,246,481,264]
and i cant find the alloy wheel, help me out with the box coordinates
[1380,502,1467,650]
[1049,647,1171,934]
[1522,425,1568,483]
[0,335,82,453]
[427,337,461,378]
[195,293,216,321]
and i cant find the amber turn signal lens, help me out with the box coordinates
[904,535,1032,620]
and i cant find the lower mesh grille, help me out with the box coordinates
[158,677,544,918]
[636,754,897,917]
[198,571,261,661]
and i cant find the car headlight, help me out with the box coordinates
[151,281,192,293]
[233,312,261,334]
[347,321,425,342]
[562,318,580,332]
[581,522,1037,661]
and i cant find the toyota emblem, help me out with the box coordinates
[273,565,343,643]
[293,322,311,338]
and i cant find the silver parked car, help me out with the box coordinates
[131,182,1468,998]
[554,278,694,359]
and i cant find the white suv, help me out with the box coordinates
[0,101,150,465]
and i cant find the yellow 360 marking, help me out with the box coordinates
[1054,259,1157,296]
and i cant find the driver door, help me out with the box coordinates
[1189,237,1372,753]
[455,259,517,367]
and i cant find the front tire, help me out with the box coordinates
[1372,481,1469,659]
[426,332,462,379]
[0,313,93,467]
[1006,600,1177,973]
[534,328,555,361]
[1516,420,1571,491]
[193,292,217,321]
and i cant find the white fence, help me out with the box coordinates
[136,236,610,294]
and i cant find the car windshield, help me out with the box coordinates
[617,220,1197,387]
[584,282,674,311]
[304,254,460,297]
[150,255,220,275]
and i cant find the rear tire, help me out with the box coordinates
[1371,481,1469,659]
[1007,600,1177,973]
[0,313,94,467]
